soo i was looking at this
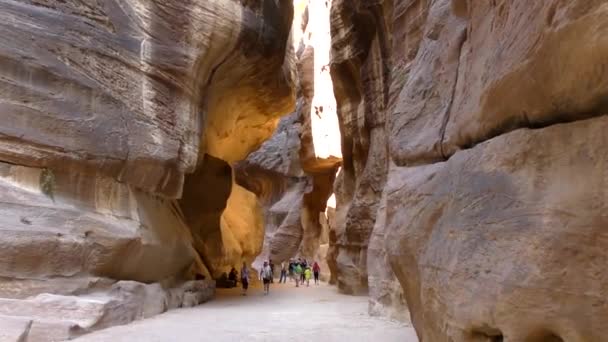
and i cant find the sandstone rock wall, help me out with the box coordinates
[328,0,608,340]
[0,0,296,338]
[387,116,608,341]
[328,0,392,295]
[0,161,216,340]
[237,1,341,271]
[0,0,293,198]
[385,1,608,340]
[236,108,337,269]
[0,162,203,283]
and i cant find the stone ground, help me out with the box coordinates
[75,281,418,342]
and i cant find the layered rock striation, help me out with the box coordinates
[328,0,393,296]
[236,0,342,271]
[328,0,608,340]
[0,0,296,339]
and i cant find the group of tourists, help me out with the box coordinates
[231,258,322,296]
[287,258,321,288]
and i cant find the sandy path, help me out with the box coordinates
[76,282,418,342]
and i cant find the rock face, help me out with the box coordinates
[236,110,337,269]
[386,116,608,341]
[327,0,608,339]
[328,0,392,295]
[0,162,201,283]
[236,113,309,267]
[178,154,265,278]
[0,0,294,198]
[237,1,341,271]
[391,0,608,165]
[368,191,408,321]
[0,0,295,338]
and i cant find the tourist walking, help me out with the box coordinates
[300,259,307,283]
[279,261,287,283]
[228,266,238,287]
[304,266,312,287]
[260,261,273,295]
[240,262,250,296]
[294,262,303,287]
[269,259,275,283]
[288,259,295,282]
[312,261,321,285]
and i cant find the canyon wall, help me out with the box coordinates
[0,0,295,339]
[329,0,608,340]
[237,0,341,273]
[328,0,393,298]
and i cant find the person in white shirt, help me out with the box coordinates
[260,261,273,295]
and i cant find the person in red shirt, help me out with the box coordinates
[312,261,321,285]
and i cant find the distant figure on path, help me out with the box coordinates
[294,262,303,287]
[312,261,321,285]
[304,266,312,287]
[228,267,238,287]
[240,262,250,296]
[279,261,287,283]
[269,259,275,283]
[300,259,308,283]
[260,261,273,295]
[288,260,295,281]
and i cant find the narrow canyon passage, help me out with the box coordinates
[1,0,608,341]
[75,283,417,342]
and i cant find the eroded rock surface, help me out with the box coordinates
[327,0,608,339]
[390,0,608,165]
[237,1,341,270]
[0,0,295,339]
[387,116,608,341]
[0,161,215,340]
[0,0,294,198]
[0,162,202,282]
[236,111,336,268]
[368,190,408,322]
[328,0,392,295]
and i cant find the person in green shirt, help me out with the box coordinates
[294,263,303,287]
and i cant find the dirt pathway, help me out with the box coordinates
[76,282,418,341]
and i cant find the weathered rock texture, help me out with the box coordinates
[328,0,392,295]
[0,162,215,340]
[237,1,341,270]
[0,162,201,282]
[368,190,408,322]
[387,115,608,341]
[328,0,608,339]
[179,154,265,278]
[236,111,337,269]
[0,0,296,338]
[0,0,294,198]
[236,113,309,266]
